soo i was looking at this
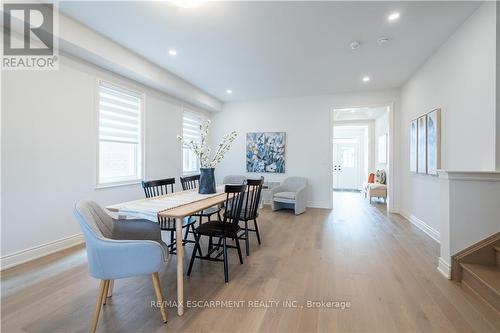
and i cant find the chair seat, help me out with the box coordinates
[113,219,163,241]
[274,191,296,200]
[192,206,221,217]
[369,183,387,190]
[195,221,240,237]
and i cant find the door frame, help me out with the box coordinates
[329,103,396,212]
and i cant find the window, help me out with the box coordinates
[97,80,143,187]
[182,111,205,174]
[341,148,355,168]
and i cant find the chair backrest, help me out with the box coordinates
[283,177,307,191]
[222,184,247,225]
[242,177,264,220]
[223,175,246,185]
[74,201,113,277]
[74,201,165,280]
[142,178,175,198]
[74,200,116,239]
[180,174,200,190]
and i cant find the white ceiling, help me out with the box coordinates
[59,1,480,103]
[334,106,388,121]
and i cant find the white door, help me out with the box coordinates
[333,138,360,190]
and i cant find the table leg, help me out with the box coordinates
[175,217,184,316]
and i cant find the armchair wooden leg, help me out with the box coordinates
[91,280,107,333]
[151,272,168,323]
[107,280,114,298]
[102,280,110,305]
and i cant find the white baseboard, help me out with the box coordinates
[265,201,331,209]
[0,233,84,271]
[307,201,331,209]
[399,209,440,243]
[437,257,451,279]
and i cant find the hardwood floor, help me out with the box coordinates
[2,192,499,332]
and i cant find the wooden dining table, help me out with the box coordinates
[107,190,227,316]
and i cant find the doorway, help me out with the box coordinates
[330,104,394,210]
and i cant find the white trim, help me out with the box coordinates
[399,209,440,243]
[95,180,142,189]
[0,234,84,271]
[263,201,329,209]
[437,170,500,182]
[437,257,451,279]
[307,201,331,209]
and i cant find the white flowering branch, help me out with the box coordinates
[177,119,237,168]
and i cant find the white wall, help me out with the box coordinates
[496,2,500,171]
[374,111,389,171]
[438,171,500,278]
[211,90,398,209]
[398,3,497,238]
[1,53,208,263]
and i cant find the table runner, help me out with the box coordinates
[117,186,224,221]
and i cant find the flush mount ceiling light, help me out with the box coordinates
[350,41,361,50]
[226,89,233,94]
[169,0,206,8]
[377,37,390,46]
[362,76,371,83]
[168,49,177,56]
[388,12,400,21]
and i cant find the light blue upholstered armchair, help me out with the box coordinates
[270,177,307,215]
[222,174,247,184]
[74,201,170,333]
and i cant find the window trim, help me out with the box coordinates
[95,78,146,189]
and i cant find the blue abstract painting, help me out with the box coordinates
[246,132,286,173]
[426,108,441,175]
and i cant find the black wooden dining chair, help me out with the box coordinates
[187,184,246,283]
[180,175,222,223]
[142,178,197,254]
[237,177,264,256]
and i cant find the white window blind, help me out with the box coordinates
[182,111,205,174]
[97,80,143,186]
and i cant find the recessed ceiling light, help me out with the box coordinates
[362,76,371,83]
[388,12,400,21]
[226,89,232,94]
[168,49,177,56]
[169,0,206,9]
[350,41,361,50]
[377,37,390,46]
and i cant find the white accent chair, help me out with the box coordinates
[270,177,307,215]
[222,175,247,185]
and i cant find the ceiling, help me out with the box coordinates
[334,106,388,121]
[59,1,480,103]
